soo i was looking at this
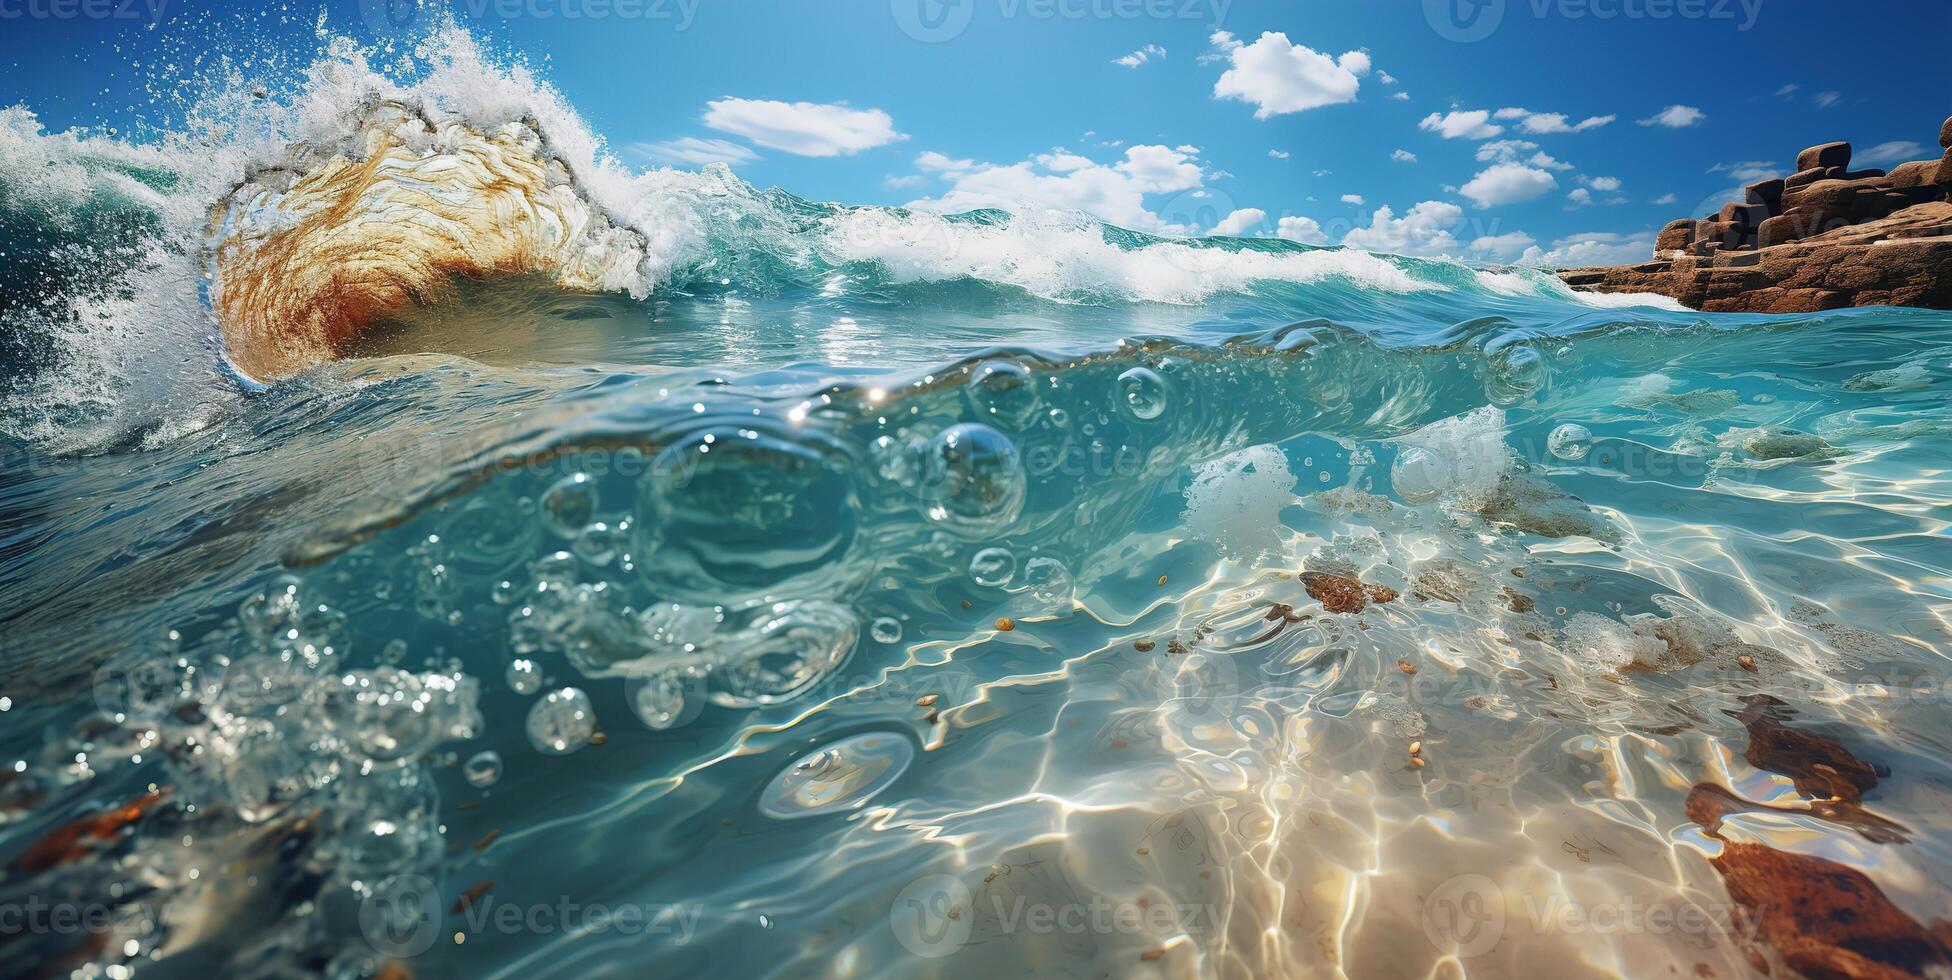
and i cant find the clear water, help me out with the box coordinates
[4,25,1952,980]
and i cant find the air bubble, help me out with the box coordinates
[758,732,916,819]
[1116,367,1169,421]
[540,473,599,538]
[526,687,595,755]
[464,751,503,788]
[968,547,1017,588]
[1548,423,1594,461]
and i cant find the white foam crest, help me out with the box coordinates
[823,207,1443,303]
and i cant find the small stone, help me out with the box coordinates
[994,617,1015,632]
[1410,756,1427,770]
[1409,740,1422,755]
[1157,575,1168,587]
[1136,847,1150,856]
[1134,640,1156,652]
[1796,141,1851,172]
[916,694,939,707]
[1738,654,1758,673]
[1397,660,1417,675]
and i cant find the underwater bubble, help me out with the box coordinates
[239,575,306,644]
[1116,367,1170,421]
[625,661,709,731]
[1391,446,1447,504]
[640,424,861,603]
[968,546,1017,588]
[1022,556,1075,608]
[317,668,479,767]
[335,767,443,873]
[757,732,915,819]
[223,720,338,824]
[870,616,903,644]
[571,520,626,566]
[527,687,596,755]
[505,658,543,696]
[1485,341,1550,406]
[379,639,409,665]
[440,495,539,576]
[963,359,1041,428]
[919,423,1025,537]
[711,600,858,707]
[540,473,599,538]
[93,640,189,725]
[1046,407,1070,428]
[464,751,503,788]
[1548,423,1594,461]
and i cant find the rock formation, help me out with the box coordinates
[1557,116,1952,312]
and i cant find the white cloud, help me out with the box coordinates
[1773,84,1798,98]
[704,98,905,156]
[1419,110,1503,140]
[634,136,759,167]
[1275,215,1328,245]
[1391,149,1418,163]
[1390,92,1410,101]
[1468,231,1537,260]
[1340,193,1365,205]
[1708,160,1780,183]
[1520,231,1657,267]
[916,151,976,174]
[1566,187,1594,206]
[882,174,927,189]
[1341,200,1465,256]
[1637,105,1705,128]
[903,144,1210,234]
[1036,150,1096,172]
[1493,107,1615,134]
[1114,44,1166,68]
[1859,140,1925,165]
[1209,30,1370,118]
[1268,149,1291,159]
[1210,207,1267,236]
[1378,70,1398,84]
[1585,176,1621,192]
[1476,139,1572,171]
[1651,192,1678,206]
[1813,91,1841,108]
[1460,163,1559,207]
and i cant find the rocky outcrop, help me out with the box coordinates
[1558,116,1952,311]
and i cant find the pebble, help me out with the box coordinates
[1134,640,1156,652]
[915,694,939,707]
[994,617,1015,632]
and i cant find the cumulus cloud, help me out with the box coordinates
[903,143,1211,234]
[1114,44,1166,68]
[1419,110,1503,140]
[1341,200,1465,256]
[1467,231,1537,260]
[1391,149,1418,163]
[1637,105,1705,128]
[1268,149,1291,159]
[1566,187,1594,206]
[1493,107,1615,134]
[1476,139,1571,171]
[1210,207,1267,236]
[1651,192,1678,205]
[1520,231,1658,267]
[633,137,759,167]
[1708,160,1781,182]
[1276,215,1328,245]
[1585,175,1622,192]
[704,98,905,156]
[1209,30,1371,118]
[1340,193,1365,205]
[1459,163,1559,207]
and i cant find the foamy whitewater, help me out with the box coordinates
[3,23,1951,980]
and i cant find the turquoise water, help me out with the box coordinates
[4,28,1952,980]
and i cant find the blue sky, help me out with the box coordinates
[5,0,1950,265]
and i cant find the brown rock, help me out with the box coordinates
[1755,213,1799,248]
[1743,177,1784,206]
[1938,147,1952,185]
[1719,202,1771,227]
[1941,115,1952,149]
[1300,571,1397,615]
[1654,218,1697,253]
[1838,168,1888,181]
[1783,166,1828,190]
[1797,141,1851,172]
[1695,219,1743,249]
[1883,159,1944,190]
